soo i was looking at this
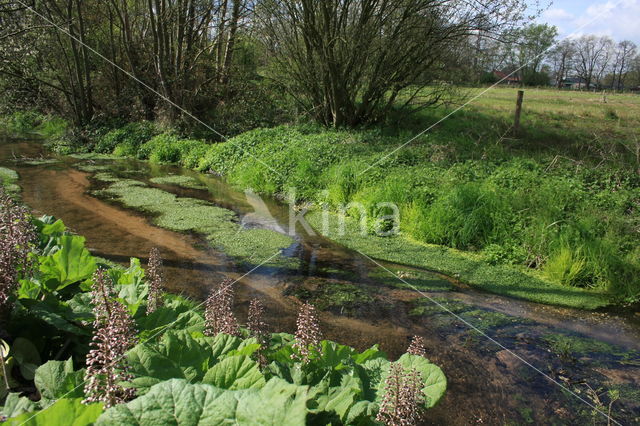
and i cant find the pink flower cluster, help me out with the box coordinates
[0,188,35,318]
[376,363,426,426]
[291,303,322,363]
[204,278,239,337]
[406,335,428,358]
[145,247,164,314]
[83,268,137,408]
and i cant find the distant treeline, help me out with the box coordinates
[0,1,637,133]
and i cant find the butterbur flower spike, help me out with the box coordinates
[292,303,322,363]
[247,298,269,366]
[204,278,239,337]
[376,363,426,426]
[84,269,137,408]
[146,247,164,314]
[0,188,36,318]
[247,298,268,345]
[406,335,428,358]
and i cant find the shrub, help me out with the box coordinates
[96,122,157,155]
[137,133,179,161]
[0,111,43,134]
[36,116,68,139]
[180,141,209,169]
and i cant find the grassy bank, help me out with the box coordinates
[3,88,639,308]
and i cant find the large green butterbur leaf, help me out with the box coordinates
[111,258,148,315]
[96,378,310,425]
[5,398,102,425]
[312,374,364,421]
[202,355,265,390]
[127,330,210,392]
[1,393,38,419]
[34,359,85,400]
[39,235,96,291]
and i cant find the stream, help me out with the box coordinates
[2,138,639,425]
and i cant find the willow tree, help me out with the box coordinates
[257,0,534,127]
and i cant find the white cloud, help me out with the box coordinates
[542,8,575,21]
[539,0,640,44]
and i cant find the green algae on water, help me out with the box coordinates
[0,166,20,193]
[150,175,206,190]
[93,174,296,268]
[368,266,452,292]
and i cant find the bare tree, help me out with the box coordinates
[257,0,532,127]
[610,40,637,91]
[573,35,614,90]
[549,39,575,88]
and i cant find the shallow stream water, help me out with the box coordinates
[1,138,639,425]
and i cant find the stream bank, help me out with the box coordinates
[1,138,639,425]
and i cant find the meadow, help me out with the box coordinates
[3,87,639,309]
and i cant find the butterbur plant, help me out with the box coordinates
[145,247,164,314]
[376,363,426,426]
[407,335,428,358]
[247,298,269,366]
[84,269,137,408]
[292,303,322,363]
[247,298,268,344]
[204,278,239,337]
[0,188,35,319]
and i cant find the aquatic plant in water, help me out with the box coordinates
[84,269,137,408]
[407,335,428,358]
[376,363,425,426]
[0,188,35,318]
[204,278,239,337]
[292,303,322,363]
[145,247,164,314]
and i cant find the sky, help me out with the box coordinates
[536,0,640,44]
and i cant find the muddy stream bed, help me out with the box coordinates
[1,138,639,425]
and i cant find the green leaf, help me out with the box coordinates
[126,330,212,392]
[40,219,66,237]
[96,378,309,425]
[357,358,390,401]
[17,279,41,300]
[207,333,245,360]
[38,235,97,292]
[136,297,203,338]
[313,374,363,421]
[5,398,102,426]
[21,298,90,335]
[317,340,355,371]
[11,337,41,381]
[344,400,378,425]
[352,345,386,364]
[202,355,265,390]
[1,393,38,419]
[34,359,85,400]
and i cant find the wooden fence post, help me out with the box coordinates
[514,90,524,135]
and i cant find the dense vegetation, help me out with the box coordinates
[0,186,446,424]
[4,88,637,308]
